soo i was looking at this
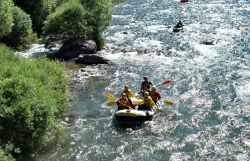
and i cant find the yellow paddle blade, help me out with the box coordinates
[155,108,164,113]
[106,101,116,106]
[164,100,173,105]
[105,93,117,100]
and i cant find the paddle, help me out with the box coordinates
[164,100,174,105]
[165,25,173,29]
[155,103,164,113]
[156,80,172,87]
[105,92,116,100]
[105,93,133,110]
[106,101,116,106]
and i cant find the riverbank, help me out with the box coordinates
[0,44,68,160]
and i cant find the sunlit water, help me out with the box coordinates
[27,0,250,160]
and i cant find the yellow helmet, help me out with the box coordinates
[151,85,156,91]
[144,92,149,97]
[122,93,126,97]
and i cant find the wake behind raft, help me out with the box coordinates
[114,97,155,123]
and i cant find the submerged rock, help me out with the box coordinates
[200,40,216,45]
[75,54,109,65]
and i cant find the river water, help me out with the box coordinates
[31,0,250,160]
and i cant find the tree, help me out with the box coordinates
[81,0,113,49]
[0,0,14,38]
[13,0,59,34]
[43,0,91,44]
[43,0,113,49]
[2,6,36,49]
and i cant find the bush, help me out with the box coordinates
[43,0,113,49]
[81,0,113,50]
[0,0,14,38]
[2,6,36,50]
[0,44,67,154]
[0,147,15,161]
[43,0,91,45]
[13,0,59,34]
[81,0,113,34]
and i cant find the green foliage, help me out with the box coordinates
[81,0,113,33]
[13,0,59,34]
[0,147,15,161]
[81,0,113,49]
[0,45,67,154]
[43,0,91,44]
[43,0,113,49]
[0,0,14,38]
[2,6,36,50]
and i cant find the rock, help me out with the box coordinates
[201,40,215,45]
[57,38,97,60]
[75,54,109,65]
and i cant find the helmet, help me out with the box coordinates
[144,92,149,97]
[122,93,127,97]
[151,86,156,91]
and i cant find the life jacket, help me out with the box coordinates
[141,81,152,91]
[143,96,155,108]
[117,97,131,110]
[149,91,161,103]
[122,89,135,98]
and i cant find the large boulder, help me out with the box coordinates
[58,38,97,60]
[75,54,109,65]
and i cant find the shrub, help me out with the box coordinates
[0,0,14,38]
[43,0,91,45]
[0,44,67,154]
[43,0,113,49]
[2,6,36,50]
[83,0,113,33]
[13,0,59,34]
[81,0,113,50]
[0,147,15,161]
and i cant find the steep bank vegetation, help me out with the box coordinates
[0,0,14,38]
[1,0,115,50]
[0,45,68,160]
[43,0,113,50]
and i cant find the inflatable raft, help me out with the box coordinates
[173,27,183,32]
[114,109,154,122]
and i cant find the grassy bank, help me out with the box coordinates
[0,44,68,160]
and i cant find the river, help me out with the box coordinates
[29,0,250,160]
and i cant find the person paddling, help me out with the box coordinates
[122,85,135,98]
[116,93,134,110]
[138,92,155,111]
[149,85,161,104]
[140,76,153,93]
[175,20,184,28]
